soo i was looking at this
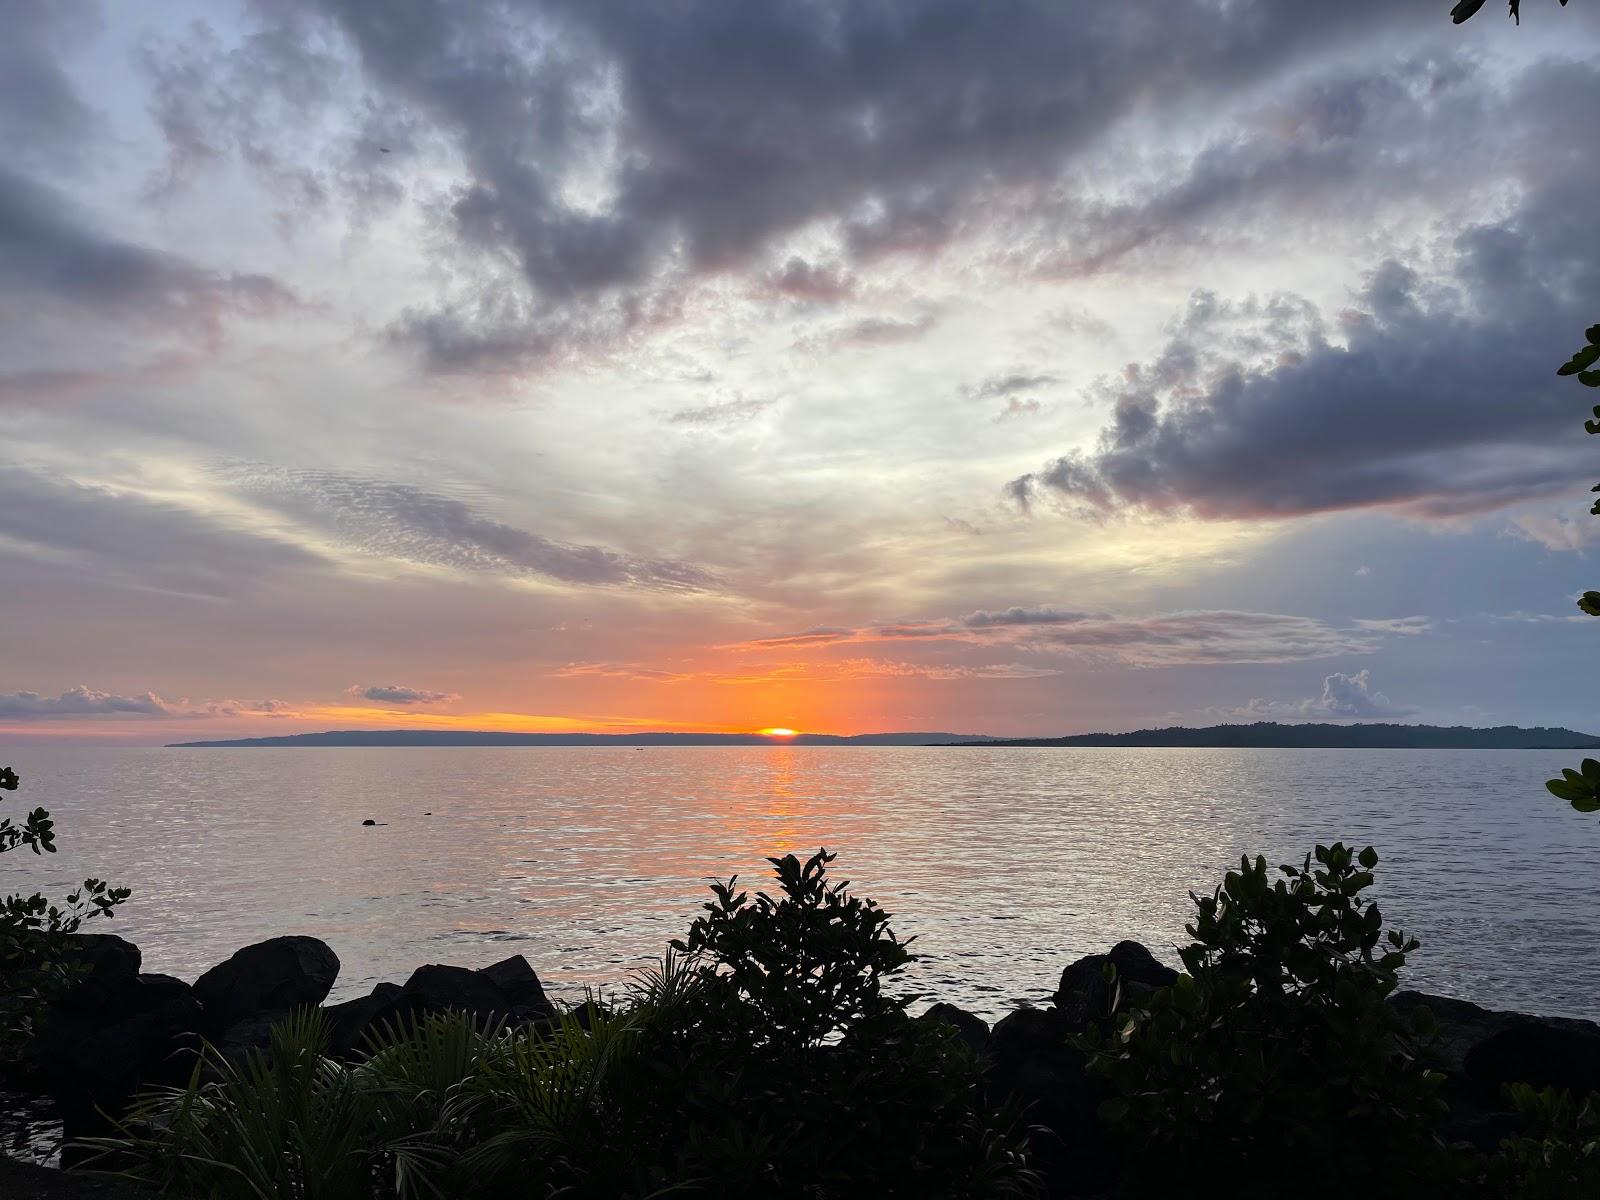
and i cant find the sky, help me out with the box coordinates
[3,0,1599,744]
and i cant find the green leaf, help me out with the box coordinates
[1580,370,1600,387]
[1547,778,1586,801]
[1558,344,1600,375]
[1099,1096,1131,1123]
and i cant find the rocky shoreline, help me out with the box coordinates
[6,933,1600,1194]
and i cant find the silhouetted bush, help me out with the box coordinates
[1,765,129,1062]
[1080,844,1452,1194]
[75,844,1600,1195]
[88,850,1036,1199]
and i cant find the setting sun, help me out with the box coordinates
[758,727,799,738]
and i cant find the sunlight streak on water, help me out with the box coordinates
[1,746,1595,1020]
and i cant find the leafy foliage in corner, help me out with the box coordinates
[0,766,130,1062]
[1479,1083,1600,1198]
[1451,0,1571,24]
[1545,323,1600,809]
[1449,0,1599,816]
[89,850,1037,1199]
[1081,844,1449,1194]
[1546,757,1600,813]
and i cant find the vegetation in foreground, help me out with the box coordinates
[38,845,1591,1199]
[80,850,1034,1199]
[5,760,1598,1195]
[0,768,128,1062]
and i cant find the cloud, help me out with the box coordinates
[0,165,297,338]
[0,467,323,597]
[347,684,459,705]
[0,2,100,171]
[1351,616,1431,635]
[1008,59,1600,525]
[970,374,1057,401]
[556,663,691,682]
[815,313,939,349]
[962,606,1097,628]
[136,0,1429,371]
[740,626,858,649]
[969,373,1054,422]
[737,608,1389,667]
[0,687,291,722]
[764,257,855,303]
[666,397,774,428]
[1225,670,1417,721]
[0,686,173,720]
[1507,512,1600,553]
[222,466,717,591]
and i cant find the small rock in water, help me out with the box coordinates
[362,819,377,826]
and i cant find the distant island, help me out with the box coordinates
[168,723,1600,750]
[943,722,1600,749]
[167,730,981,748]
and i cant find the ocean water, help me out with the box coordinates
[1,745,1596,1021]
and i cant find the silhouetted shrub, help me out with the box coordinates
[1080,844,1452,1194]
[89,850,1036,1198]
[1,765,129,1062]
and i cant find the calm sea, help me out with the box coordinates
[1,746,1596,1021]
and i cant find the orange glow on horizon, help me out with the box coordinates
[758,727,799,738]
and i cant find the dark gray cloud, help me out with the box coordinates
[962,606,1095,628]
[0,1,101,170]
[348,683,457,705]
[224,466,717,591]
[1008,56,1600,522]
[136,0,1429,371]
[0,165,296,336]
[0,686,171,720]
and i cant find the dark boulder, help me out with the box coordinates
[478,955,555,1019]
[920,1003,991,1056]
[325,983,405,1058]
[1392,990,1600,1102]
[192,936,339,1030]
[398,963,513,1025]
[988,1006,1112,1196]
[55,934,142,1014]
[1053,941,1178,1026]
[29,971,204,1145]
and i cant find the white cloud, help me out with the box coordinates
[1222,670,1416,721]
